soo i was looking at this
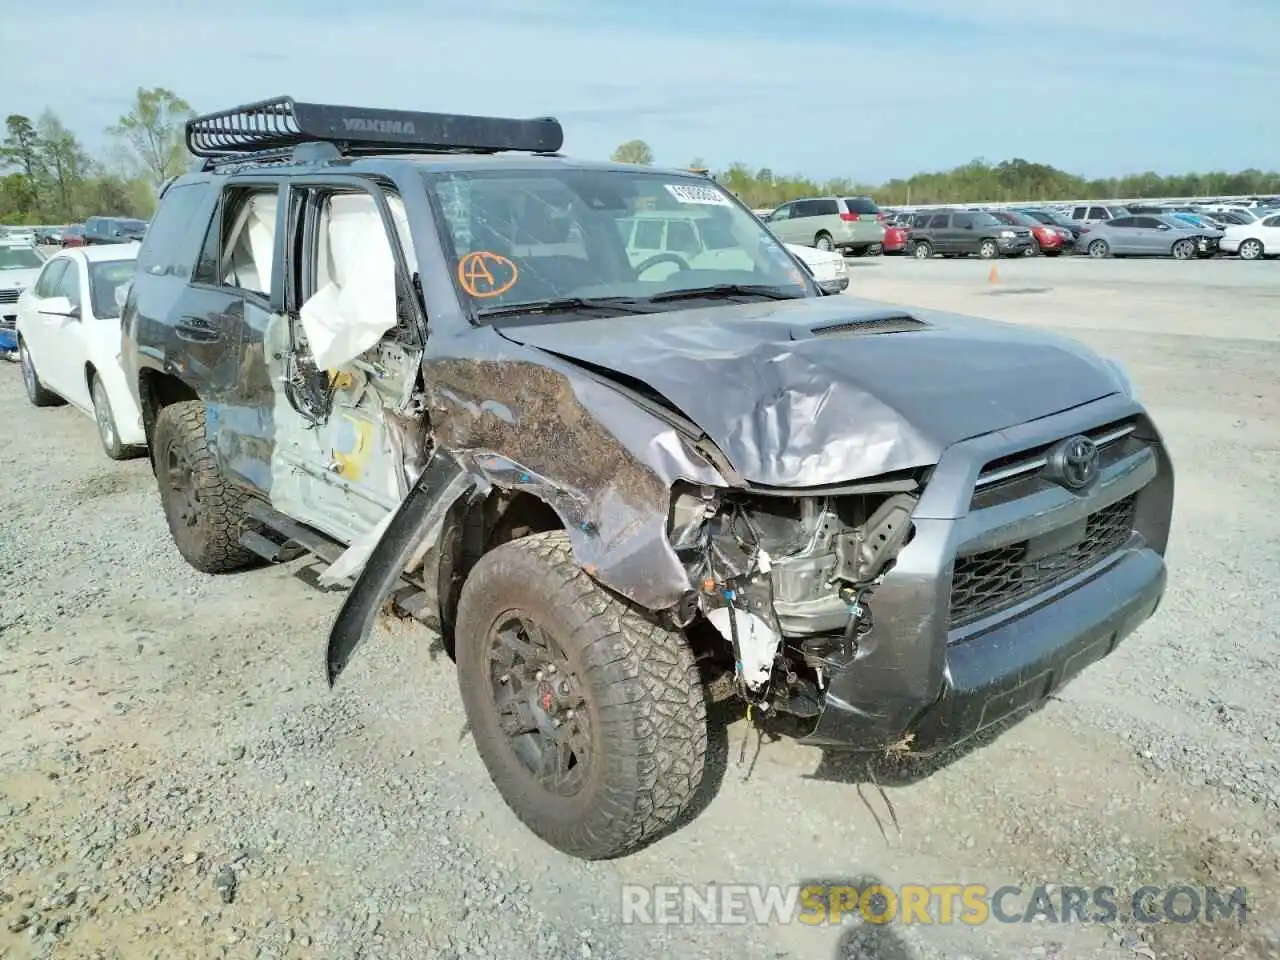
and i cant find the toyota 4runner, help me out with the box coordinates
[121,97,1174,861]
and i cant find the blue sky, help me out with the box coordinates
[7,0,1277,183]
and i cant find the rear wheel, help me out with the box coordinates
[1171,238,1197,260]
[814,232,834,252]
[1088,239,1110,259]
[19,337,64,407]
[456,532,707,860]
[978,239,999,259]
[1239,239,1264,261]
[912,240,933,259]
[153,401,261,573]
[91,372,140,461]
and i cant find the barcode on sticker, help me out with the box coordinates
[664,184,731,206]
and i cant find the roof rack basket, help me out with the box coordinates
[185,96,564,159]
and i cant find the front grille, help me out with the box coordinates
[950,494,1138,628]
[0,289,19,304]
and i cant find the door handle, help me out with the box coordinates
[174,315,221,343]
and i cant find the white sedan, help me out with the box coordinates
[16,244,147,460]
[1220,213,1280,260]
[786,242,849,293]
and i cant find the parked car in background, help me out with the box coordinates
[2,226,37,246]
[16,244,146,459]
[987,210,1066,256]
[1219,213,1280,260]
[1067,204,1131,225]
[1016,209,1083,250]
[1078,215,1221,259]
[1170,212,1231,232]
[882,221,911,254]
[786,242,849,293]
[83,216,148,245]
[763,196,886,256]
[61,224,86,247]
[35,227,64,245]
[907,209,1034,259]
[0,241,46,354]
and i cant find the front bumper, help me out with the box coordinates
[799,393,1173,754]
[997,237,1034,255]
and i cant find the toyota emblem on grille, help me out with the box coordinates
[1049,435,1099,490]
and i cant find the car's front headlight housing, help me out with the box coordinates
[1000,230,1016,239]
[1104,357,1140,401]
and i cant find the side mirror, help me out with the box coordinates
[964,223,975,230]
[818,278,846,296]
[40,295,79,319]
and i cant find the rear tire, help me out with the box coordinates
[19,338,64,408]
[912,240,933,259]
[814,232,834,252]
[456,531,707,860]
[1088,239,1110,259]
[153,400,261,574]
[979,239,999,259]
[91,372,140,461]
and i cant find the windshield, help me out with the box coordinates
[424,168,814,320]
[88,258,136,319]
[0,245,44,270]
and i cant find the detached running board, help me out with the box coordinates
[325,452,477,687]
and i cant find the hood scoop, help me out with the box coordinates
[794,310,930,339]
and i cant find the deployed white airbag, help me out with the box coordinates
[300,193,399,370]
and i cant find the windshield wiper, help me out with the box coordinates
[643,284,803,304]
[475,296,650,320]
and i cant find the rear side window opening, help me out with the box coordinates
[843,197,881,215]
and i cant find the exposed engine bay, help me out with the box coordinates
[668,485,918,720]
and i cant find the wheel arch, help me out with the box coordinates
[137,368,201,464]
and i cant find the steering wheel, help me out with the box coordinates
[634,252,691,277]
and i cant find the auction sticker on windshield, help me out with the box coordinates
[665,184,732,206]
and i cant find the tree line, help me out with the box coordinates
[1,87,194,225]
[610,140,1280,208]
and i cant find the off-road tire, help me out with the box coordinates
[978,239,999,259]
[455,531,707,860]
[153,400,260,574]
[19,337,64,407]
[912,240,933,259]
[814,232,834,252]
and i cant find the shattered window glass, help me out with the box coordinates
[424,167,812,315]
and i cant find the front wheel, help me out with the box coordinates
[1171,238,1197,260]
[19,337,64,407]
[912,240,934,259]
[153,401,261,573]
[456,532,707,860]
[1239,239,1264,261]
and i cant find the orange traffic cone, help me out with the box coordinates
[988,263,1000,285]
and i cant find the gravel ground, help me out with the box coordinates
[3,255,1279,960]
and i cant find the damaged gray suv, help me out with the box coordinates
[121,98,1174,860]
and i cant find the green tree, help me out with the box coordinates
[106,87,195,189]
[611,139,654,165]
[2,115,43,215]
[37,111,90,221]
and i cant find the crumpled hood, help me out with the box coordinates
[497,296,1125,488]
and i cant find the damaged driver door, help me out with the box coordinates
[264,176,428,548]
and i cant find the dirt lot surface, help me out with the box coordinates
[3,255,1279,960]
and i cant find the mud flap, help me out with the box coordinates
[326,449,477,686]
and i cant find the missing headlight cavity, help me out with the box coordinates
[669,482,918,717]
